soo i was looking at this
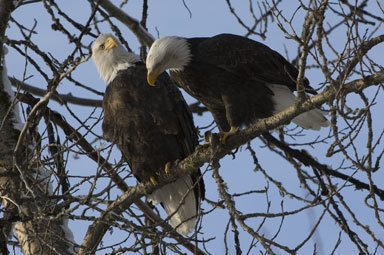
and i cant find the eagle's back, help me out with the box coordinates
[192,34,311,90]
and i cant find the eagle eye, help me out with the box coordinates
[99,44,105,50]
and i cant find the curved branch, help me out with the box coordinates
[97,0,155,47]
[10,78,213,113]
[337,34,384,87]
[10,77,103,107]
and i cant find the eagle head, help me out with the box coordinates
[92,33,140,84]
[146,36,191,86]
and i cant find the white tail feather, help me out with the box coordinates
[268,84,329,130]
[147,175,197,235]
[291,108,329,130]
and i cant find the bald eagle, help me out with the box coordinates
[92,34,205,235]
[146,34,329,140]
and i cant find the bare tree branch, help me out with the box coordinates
[10,77,103,107]
[97,0,155,46]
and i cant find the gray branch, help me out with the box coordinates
[98,0,155,47]
[10,77,103,107]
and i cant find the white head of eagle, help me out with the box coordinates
[146,36,191,86]
[92,33,140,84]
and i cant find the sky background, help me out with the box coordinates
[4,0,384,254]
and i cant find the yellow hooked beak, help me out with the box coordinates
[147,71,158,86]
[104,37,117,50]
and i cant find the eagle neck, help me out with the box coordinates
[102,53,141,85]
[166,37,191,71]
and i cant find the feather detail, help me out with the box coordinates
[268,83,329,130]
[147,175,198,235]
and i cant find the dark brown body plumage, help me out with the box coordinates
[170,34,314,132]
[102,62,205,207]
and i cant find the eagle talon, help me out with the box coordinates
[219,126,240,144]
[150,176,158,185]
[219,132,229,144]
[164,162,172,175]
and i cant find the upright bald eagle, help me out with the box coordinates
[146,34,329,140]
[92,34,205,235]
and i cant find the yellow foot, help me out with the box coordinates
[150,176,158,185]
[219,126,240,144]
[164,162,172,175]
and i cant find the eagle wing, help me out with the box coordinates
[156,71,205,199]
[193,33,314,93]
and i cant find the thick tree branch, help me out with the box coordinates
[10,77,103,107]
[97,0,155,46]
[0,0,14,61]
[0,3,15,254]
[10,78,214,117]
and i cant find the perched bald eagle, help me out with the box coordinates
[92,34,205,235]
[146,34,329,140]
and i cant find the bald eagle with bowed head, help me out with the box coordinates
[146,34,329,141]
[92,34,205,235]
